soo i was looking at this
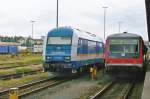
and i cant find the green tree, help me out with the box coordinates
[26,37,32,47]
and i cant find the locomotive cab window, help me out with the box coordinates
[47,37,72,45]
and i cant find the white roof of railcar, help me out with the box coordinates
[73,28,103,42]
[107,32,141,39]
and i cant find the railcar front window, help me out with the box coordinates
[109,39,139,53]
[47,37,71,44]
[124,44,138,53]
[110,44,124,53]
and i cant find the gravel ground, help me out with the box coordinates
[21,74,103,99]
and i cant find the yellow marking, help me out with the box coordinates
[9,88,18,99]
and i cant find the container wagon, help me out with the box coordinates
[0,42,19,54]
[0,46,8,54]
[8,46,18,54]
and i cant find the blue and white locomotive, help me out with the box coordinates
[43,27,104,76]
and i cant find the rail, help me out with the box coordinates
[122,83,134,99]
[90,81,134,99]
[90,81,115,99]
[0,77,68,99]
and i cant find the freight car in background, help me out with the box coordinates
[105,32,147,78]
[33,44,43,54]
[43,27,104,76]
[32,39,43,54]
[0,42,20,54]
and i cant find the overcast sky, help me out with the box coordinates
[0,0,148,40]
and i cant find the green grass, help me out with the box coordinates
[0,65,42,75]
[0,72,49,90]
[16,67,33,74]
[0,54,42,67]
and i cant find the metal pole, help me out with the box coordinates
[32,22,34,39]
[56,0,59,28]
[30,20,35,53]
[102,7,108,40]
[31,21,35,39]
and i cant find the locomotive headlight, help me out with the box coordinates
[46,56,51,60]
[65,56,71,60]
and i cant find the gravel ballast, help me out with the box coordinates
[22,71,109,99]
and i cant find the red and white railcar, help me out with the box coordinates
[105,32,147,76]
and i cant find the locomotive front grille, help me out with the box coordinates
[51,63,72,68]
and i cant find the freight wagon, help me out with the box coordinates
[0,42,19,54]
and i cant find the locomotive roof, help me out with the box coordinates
[73,28,103,42]
[48,27,103,42]
[48,27,73,37]
[107,32,142,39]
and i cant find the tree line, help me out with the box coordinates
[0,36,32,47]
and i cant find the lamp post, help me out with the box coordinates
[31,20,35,39]
[30,20,36,53]
[102,7,108,40]
[56,0,59,28]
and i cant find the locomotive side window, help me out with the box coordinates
[77,38,82,54]
[77,38,88,54]
[96,42,103,54]
[82,39,88,54]
[88,41,96,54]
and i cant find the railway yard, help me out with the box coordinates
[0,1,150,99]
[0,54,147,99]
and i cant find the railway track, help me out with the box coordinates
[90,81,134,99]
[0,77,68,99]
[0,69,42,80]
